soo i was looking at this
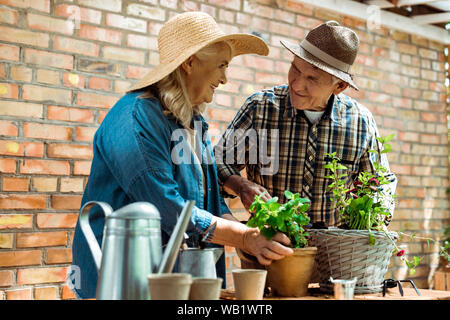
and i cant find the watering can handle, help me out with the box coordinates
[79,201,113,271]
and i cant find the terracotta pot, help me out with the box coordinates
[266,247,317,297]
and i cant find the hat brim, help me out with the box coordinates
[127,34,269,93]
[280,39,359,91]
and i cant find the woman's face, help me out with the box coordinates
[183,43,231,106]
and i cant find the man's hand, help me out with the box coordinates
[242,229,293,266]
[224,175,271,211]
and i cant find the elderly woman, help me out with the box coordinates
[71,12,293,299]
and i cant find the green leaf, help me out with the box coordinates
[284,190,294,200]
[413,256,420,267]
[261,227,277,240]
[384,133,395,142]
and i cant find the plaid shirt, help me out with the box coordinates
[214,84,396,227]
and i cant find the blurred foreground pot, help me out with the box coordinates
[266,247,317,297]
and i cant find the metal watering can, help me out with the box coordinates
[179,247,223,278]
[79,200,195,300]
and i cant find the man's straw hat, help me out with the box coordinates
[128,11,269,92]
[280,21,360,90]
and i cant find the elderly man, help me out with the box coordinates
[214,21,396,228]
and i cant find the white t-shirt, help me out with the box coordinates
[303,110,325,124]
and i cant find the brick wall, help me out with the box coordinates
[0,0,448,299]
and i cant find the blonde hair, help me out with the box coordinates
[141,41,233,130]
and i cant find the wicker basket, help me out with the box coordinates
[309,228,398,294]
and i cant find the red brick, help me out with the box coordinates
[17,266,69,285]
[125,65,152,79]
[389,164,411,176]
[61,285,77,300]
[45,248,72,264]
[105,13,147,33]
[36,69,60,85]
[398,131,419,142]
[73,161,92,176]
[255,72,285,84]
[78,0,122,12]
[23,85,72,105]
[32,177,57,192]
[5,288,32,300]
[88,77,110,91]
[2,177,29,192]
[24,123,73,141]
[75,126,96,142]
[47,143,93,159]
[0,214,33,229]
[420,112,439,122]
[0,43,19,61]
[420,133,440,144]
[0,82,18,99]
[0,0,50,12]
[20,159,70,176]
[0,140,43,157]
[0,270,13,287]
[34,286,58,300]
[0,6,17,25]
[55,4,102,25]
[37,213,78,229]
[0,159,16,173]
[51,195,82,210]
[0,194,46,209]
[53,36,99,57]
[16,231,67,248]
[9,65,33,82]
[47,106,94,123]
[208,108,236,122]
[27,13,74,35]
[103,46,146,64]
[76,92,119,108]
[126,34,157,50]
[25,48,74,69]
[0,120,18,136]
[0,250,41,267]
[78,24,122,45]
[0,26,49,47]
[62,73,86,89]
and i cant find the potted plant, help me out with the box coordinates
[244,190,317,297]
[439,225,450,270]
[309,134,405,293]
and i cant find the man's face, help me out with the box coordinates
[288,56,342,111]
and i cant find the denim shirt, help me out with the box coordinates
[71,91,231,299]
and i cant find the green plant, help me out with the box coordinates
[246,190,311,248]
[440,225,450,262]
[325,134,424,274]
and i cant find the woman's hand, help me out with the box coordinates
[208,216,293,266]
[242,228,293,266]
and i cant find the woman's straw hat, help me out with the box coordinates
[280,21,360,90]
[127,11,269,92]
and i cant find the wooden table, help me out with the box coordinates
[220,284,450,300]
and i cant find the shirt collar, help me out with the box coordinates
[284,92,339,122]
